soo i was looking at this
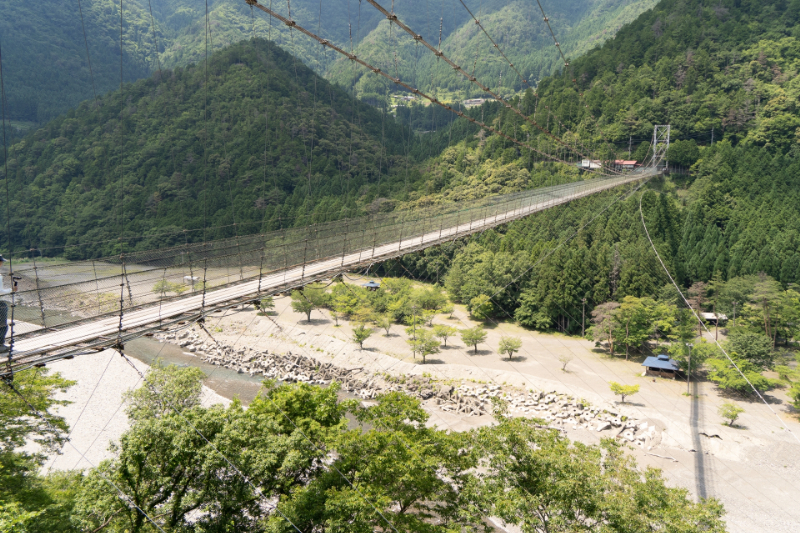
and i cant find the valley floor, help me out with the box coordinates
[40,284,800,533]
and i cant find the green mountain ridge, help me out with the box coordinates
[399,0,800,334]
[0,39,415,258]
[328,0,660,100]
[1,0,656,131]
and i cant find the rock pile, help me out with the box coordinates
[155,330,662,447]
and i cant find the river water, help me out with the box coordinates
[125,336,268,404]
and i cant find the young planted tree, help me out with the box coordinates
[352,324,374,349]
[461,326,487,354]
[558,354,573,372]
[407,329,440,363]
[498,336,523,360]
[374,314,392,336]
[291,284,328,322]
[256,296,275,314]
[441,302,455,319]
[609,382,640,404]
[152,279,187,297]
[718,402,744,427]
[433,324,457,347]
[291,290,316,322]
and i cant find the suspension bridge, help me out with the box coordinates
[0,0,673,379]
[1,166,660,378]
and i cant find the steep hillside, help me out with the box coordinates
[397,0,800,331]
[0,39,413,258]
[0,0,157,125]
[1,0,654,133]
[327,0,659,101]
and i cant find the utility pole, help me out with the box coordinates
[686,342,694,395]
[628,135,632,159]
[581,298,586,337]
[732,301,737,328]
[714,302,718,341]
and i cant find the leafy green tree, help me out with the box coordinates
[460,326,487,354]
[74,381,351,533]
[122,361,205,421]
[669,339,719,375]
[441,302,455,319]
[613,296,652,360]
[0,369,75,532]
[352,324,374,349]
[256,295,275,314]
[433,324,457,347]
[468,294,494,321]
[407,329,440,363]
[374,314,393,336]
[749,275,783,344]
[707,356,778,394]
[291,290,316,322]
[273,392,480,532]
[789,382,800,410]
[466,417,726,533]
[609,382,640,404]
[291,284,328,322]
[726,331,775,370]
[718,402,745,427]
[152,279,187,297]
[498,336,523,360]
[589,301,619,353]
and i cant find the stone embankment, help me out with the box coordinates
[156,329,661,448]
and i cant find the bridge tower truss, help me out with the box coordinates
[651,125,671,170]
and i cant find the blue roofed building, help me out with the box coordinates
[642,354,682,378]
[361,280,381,291]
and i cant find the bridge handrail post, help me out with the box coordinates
[300,226,311,280]
[201,257,208,314]
[257,248,265,295]
[31,250,47,330]
[398,212,404,253]
[116,253,126,341]
[179,230,195,293]
[371,218,378,260]
[341,218,349,267]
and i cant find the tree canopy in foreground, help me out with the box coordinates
[2,363,727,532]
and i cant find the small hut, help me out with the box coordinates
[642,354,681,379]
[361,280,381,291]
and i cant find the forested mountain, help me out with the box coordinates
[0,39,414,258]
[327,0,659,101]
[395,0,800,332]
[0,0,655,133]
[0,0,155,125]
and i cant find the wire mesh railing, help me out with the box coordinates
[2,169,655,371]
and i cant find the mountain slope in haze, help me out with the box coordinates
[0,39,413,258]
[327,0,659,100]
[0,0,157,125]
[1,0,654,133]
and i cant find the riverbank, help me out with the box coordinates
[39,347,230,472]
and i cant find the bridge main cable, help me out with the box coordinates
[364,0,592,162]
[244,0,593,168]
